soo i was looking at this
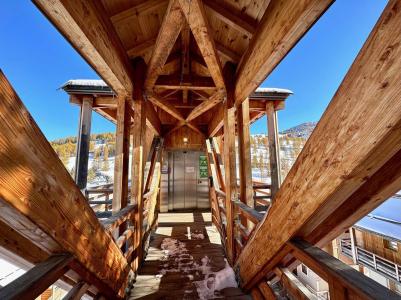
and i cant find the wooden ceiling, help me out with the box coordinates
[34,0,333,136]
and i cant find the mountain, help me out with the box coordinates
[281,122,317,139]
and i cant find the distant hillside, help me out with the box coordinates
[281,122,317,139]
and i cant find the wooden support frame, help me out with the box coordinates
[33,0,135,95]
[234,0,333,106]
[63,281,90,300]
[266,101,281,200]
[186,90,224,122]
[145,0,184,89]
[75,96,93,190]
[113,97,131,213]
[274,267,317,300]
[235,0,401,289]
[222,62,237,263]
[203,0,256,37]
[0,71,130,296]
[0,254,72,300]
[131,58,147,271]
[237,98,254,215]
[178,0,225,90]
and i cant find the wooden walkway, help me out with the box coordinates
[129,211,251,300]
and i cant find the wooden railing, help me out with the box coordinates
[252,180,271,208]
[205,131,401,300]
[0,70,162,299]
[85,183,113,212]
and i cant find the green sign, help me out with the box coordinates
[199,155,208,178]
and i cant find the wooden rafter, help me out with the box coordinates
[33,0,134,96]
[181,22,191,103]
[127,38,156,59]
[235,0,401,288]
[155,75,216,90]
[234,0,333,106]
[186,90,225,122]
[145,0,184,90]
[110,0,168,24]
[178,0,225,90]
[216,42,241,63]
[147,91,185,121]
[203,0,256,37]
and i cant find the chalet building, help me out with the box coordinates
[0,0,401,299]
[295,196,401,298]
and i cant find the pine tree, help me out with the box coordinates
[102,144,110,171]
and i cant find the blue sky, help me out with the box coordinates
[0,0,388,140]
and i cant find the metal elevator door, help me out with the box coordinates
[169,151,209,210]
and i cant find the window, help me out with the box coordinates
[301,264,308,275]
[384,239,398,251]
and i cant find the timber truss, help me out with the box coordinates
[0,0,400,299]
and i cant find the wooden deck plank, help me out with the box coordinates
[129,211,250,300]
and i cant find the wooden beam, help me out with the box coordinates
[145,101,162,136]
[93,96,117,108]
[186,90,224,122]
[75,96,92,190]
[274,267,317,300]
[237,98,254,216]
[208,103,224,137]
[181,22,191,104]
[0,71,129,295]
[257,281,276,300]
[111,0,168,24]
[63,281,90,300]
[266,102,281,200]
[305,146,401,248]
[178,0,225,90]
[147,91,185,121]
[235,0,401,288]
[33,0,134,96]
[234,0,333,106]
[127,38,156,59]
[113,97,131,213]
[216,42,241,63]
[0,254,72,300]
[131,58,147,270]
[145,0,184,89]
[154,74,216,90]
[0,218,50,264]
[203,0,256,37]
[222,63,237,263]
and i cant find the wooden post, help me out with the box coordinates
[223,62,237,263]
[237,97,254,228]
[349,227,358,264]
[113,96,131,214]
[265,101,281,200]
[75,96,93,190]
[131,58,147,271]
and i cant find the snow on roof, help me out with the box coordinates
[61,79,293,98]
[61,79,108,88]
[355,197,401,242]
[255,87,293,94]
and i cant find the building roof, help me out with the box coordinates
[355,196,401,242]
[61,79,293,99]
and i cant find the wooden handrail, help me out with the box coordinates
[233,200,264,224]
[101,204,136,232]
[288,238,400,300]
